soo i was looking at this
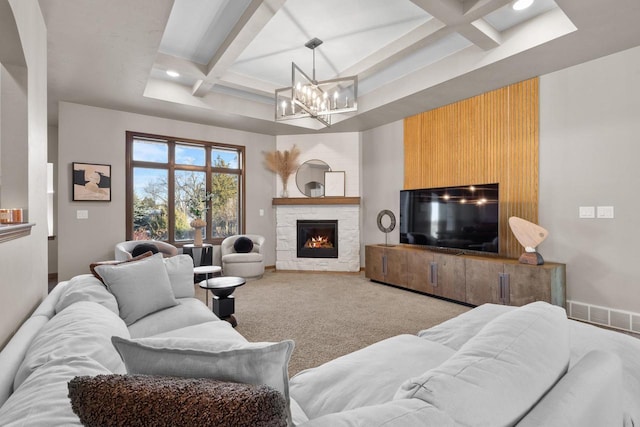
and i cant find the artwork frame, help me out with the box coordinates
[72,162,112,202]
[324,171,345,197]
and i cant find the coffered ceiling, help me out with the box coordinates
[38,0,640,135]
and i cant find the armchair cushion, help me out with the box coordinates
[222,252,263,264]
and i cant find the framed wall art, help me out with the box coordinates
[72,162,111,201]
[324,171,345,197]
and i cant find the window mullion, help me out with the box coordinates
[205,145,212,241]
[167,141,176,244]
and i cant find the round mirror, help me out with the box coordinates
[295,159,330,197]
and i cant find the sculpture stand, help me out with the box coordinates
[519,251,544,265]
[509,217,548,266]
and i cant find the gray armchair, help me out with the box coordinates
[220,235,265,279]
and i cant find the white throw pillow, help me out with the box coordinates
[13,301,129,391]
[112,336,294,420]
[163,254,195,298]
[396,301,570,427]
[94,252,178,325]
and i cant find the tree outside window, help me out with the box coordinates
[126,132,244,245]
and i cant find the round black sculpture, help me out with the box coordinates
[376,210,396,246]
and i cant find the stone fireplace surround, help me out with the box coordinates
[275,200,360,272]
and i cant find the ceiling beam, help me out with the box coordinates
[410,0,508,50]
[192,0,287,97]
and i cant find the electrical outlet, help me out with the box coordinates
[579,206,595,218]
[259,209,264,217]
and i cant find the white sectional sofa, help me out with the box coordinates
[0,252,638,426]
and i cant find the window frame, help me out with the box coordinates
[126,131,245,246]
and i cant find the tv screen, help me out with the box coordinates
[400,183,499,254]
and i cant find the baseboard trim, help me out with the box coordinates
[274,269,362,275]
[567,299,640,334]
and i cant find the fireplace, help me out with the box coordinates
[297,220,338,258]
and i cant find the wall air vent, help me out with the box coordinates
[568,300,640,336]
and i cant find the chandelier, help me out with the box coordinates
[275,38,358,127]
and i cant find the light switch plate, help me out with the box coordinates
[579,206,595,218]
[76,210,89,219]
[597,206,614,219]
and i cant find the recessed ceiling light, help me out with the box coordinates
[512,0,534,10]
[166,70,180,78]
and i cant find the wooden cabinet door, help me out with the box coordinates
[384,247,407,287]
[406,250,435,293]
[465,258,504,305]
[504,263,553,306]
[364,245,385,282]
[434,254,466,301]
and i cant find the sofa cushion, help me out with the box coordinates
[418,302,514,350]
[54,274,119,315]
[517,350,623,427]
[0,315,50,408]
[14,301,129,390]
[222,252,263,263]
[300,399,456,427]
[396,301,570,427]
[0,356,110,426]
[289,334,454,419]
[94,252,178,325]
[111,336,294,407]
[151,320,247,342]
[127,298,219,338]
[68,374,288,427]
[163,254,195,298]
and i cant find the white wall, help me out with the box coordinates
[0,0,48,348]
[57,102,276,280]
[539,45,640,313]
[360,47,640,315]
[275,133,361,197]
[47,125,58,275]
[361,121,404,266]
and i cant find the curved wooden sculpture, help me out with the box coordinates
[508,216,548,265]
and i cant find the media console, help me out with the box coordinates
[365,244,566,307]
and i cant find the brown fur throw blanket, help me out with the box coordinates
[68,374,287,427]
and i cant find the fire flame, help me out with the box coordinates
[305,235,333,249]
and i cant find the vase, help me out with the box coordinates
[281,182,289,198]
[190,218,206,247]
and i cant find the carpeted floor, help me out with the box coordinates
[196,271,470,376]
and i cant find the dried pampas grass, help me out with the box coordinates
[264,145,301,191]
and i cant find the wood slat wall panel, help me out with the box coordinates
[404,78,539,259]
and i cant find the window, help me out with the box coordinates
[126,132,244,245]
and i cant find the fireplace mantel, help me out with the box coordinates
[272,197,360,206]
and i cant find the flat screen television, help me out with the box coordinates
[400,183,499,254]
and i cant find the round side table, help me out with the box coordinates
[195,265,222,306]
[199,276,246,327]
